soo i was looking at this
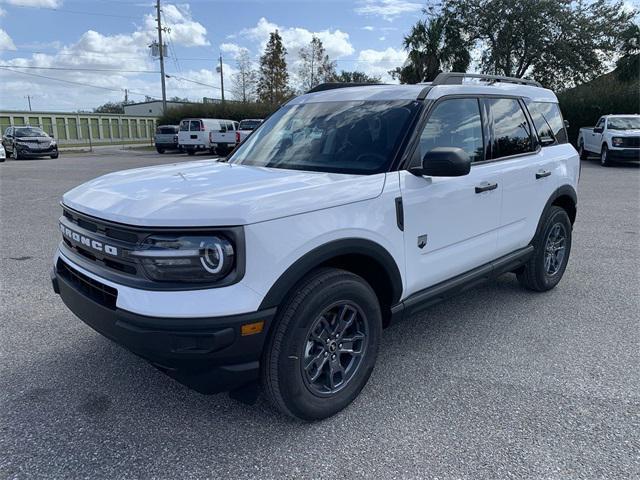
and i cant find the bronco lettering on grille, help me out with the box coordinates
[60,223,119,256]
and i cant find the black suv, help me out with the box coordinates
[2,126,59,160]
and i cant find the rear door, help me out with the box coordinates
[179,120,208,147]
[492,98,561,256]
[400,97,502,295]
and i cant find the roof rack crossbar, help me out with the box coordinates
[306,82,388,94]
[432,72,542,88]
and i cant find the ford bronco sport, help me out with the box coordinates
[52,73,579,420]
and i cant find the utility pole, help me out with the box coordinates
[124,89,128,104]
[156,0,167,113]
[25,95,32,111]
[219,54,225,102]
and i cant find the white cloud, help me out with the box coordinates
[241,17,354,59]
[3,0,62,7]
[0,28,16,50]
[0,6,6,16]
[220,42,247,59]
[0,3,217,110]
[362,25,375,31]
[143,3,209,47]
[357,47,406,82]
[355,0,422,21]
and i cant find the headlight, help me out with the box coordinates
[130,235,235,282]
[611,137,623,147]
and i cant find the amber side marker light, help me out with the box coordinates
[241,321,264,336]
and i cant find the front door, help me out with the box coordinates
[400,97,502,298]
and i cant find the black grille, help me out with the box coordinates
[61,207,141,277]
[619,137,640,148]
[57,259,118,310]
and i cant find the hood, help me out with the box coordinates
[610,129,640,136]
[62,160,386,227]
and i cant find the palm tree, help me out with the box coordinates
[391,15,471,83]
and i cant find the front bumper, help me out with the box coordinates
[609,148,640,161]
[51,258,276,394]
[16,144,58,157]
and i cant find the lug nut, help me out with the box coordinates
[339,344,343,348]
[324,352,328,357]
[331,354,336,360]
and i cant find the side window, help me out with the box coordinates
[526,101,568,145]
[488,98,534,158]
[595,117,605,129]
[419,98,484,163]
[227,121,234,131]
[179,120,189,132]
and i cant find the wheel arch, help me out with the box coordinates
[258,238,403,326]
[534,185,577,240]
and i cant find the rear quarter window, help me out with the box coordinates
[526,101,568,145]
[179,121,190,132]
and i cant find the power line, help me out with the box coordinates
[0,65,159,73]
[0,67,157,99]
[165,74,221,90]
[5,4,140,19]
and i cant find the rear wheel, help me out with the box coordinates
[600,145,610,167]
[578,141,588,160]
[187,149,196,156]
[50,152,59,159]
[156,147,165,154]
[517,206,572,292]
[262,268,381,421]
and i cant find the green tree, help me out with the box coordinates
[334,71,382,83]
[257,30,291,104]
[298,36,337,91]
[615,23,640,82]
[231,50,258,102]
[94,101,124,114]
[390,12,471,83]
[444,0,636,89]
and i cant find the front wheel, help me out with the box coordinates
[262,268,381,421]
[156,147,165,154]
[50,153,59,159]
[12,147,20,160]
[186,150,196,156]
[517,206,572,292]
[600,145,610,167]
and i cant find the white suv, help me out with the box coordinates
[52,73,579,420]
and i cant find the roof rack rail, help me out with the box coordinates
[306,82,387,94]
[432,72,542,88]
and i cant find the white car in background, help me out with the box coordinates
[178,118,238,156]
[0,143,5,162]
[578,114,640,166]
[236,119,264,144]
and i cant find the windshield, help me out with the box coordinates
[15,127,48,137]
[239,120,262,130]
[608,117,640,130]
[229,100,419,174]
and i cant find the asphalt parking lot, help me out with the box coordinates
[1,149,639,479]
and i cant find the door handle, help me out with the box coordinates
[536,170,551,179]
[475,182,498,194]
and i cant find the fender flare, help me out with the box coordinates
[533,184,577,241]
[258,238,403,310]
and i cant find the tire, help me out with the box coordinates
[262,268,382,421]
[600,145,610,167]
[517,206,572,292]
[12,147,20,160]
[578,141,588,160]
[50,153,59,159]
[0,157,5,163]
[187,150,196,156]
[156,147,165,154]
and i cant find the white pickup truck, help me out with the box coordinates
[235,119,263,145]
[578,114,640,166]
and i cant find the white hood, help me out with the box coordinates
[62,160,386,227]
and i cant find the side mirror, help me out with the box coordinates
[410,147,471,177]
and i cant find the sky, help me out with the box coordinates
[0,0,430,112]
